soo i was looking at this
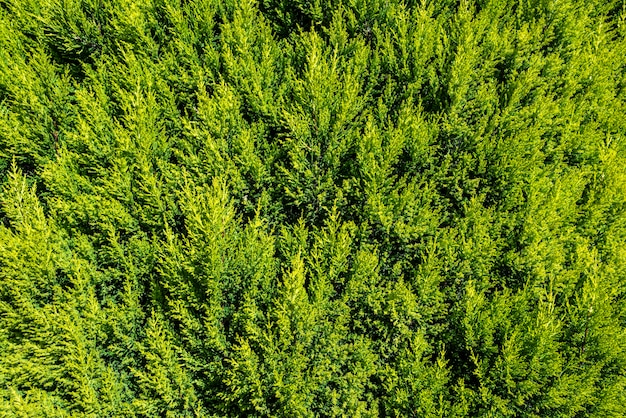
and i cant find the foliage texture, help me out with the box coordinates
[0,0,625,416]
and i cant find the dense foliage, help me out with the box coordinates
[1,0,625,416]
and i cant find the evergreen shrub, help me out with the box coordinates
[0,0,625,416]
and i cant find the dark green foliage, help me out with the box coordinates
[1,0,625,416]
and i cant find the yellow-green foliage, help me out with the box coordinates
[0,0,625,416]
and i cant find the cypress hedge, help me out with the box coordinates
[0,0,625,416]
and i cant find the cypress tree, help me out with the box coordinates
[0,0,625,415]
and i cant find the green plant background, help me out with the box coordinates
[0,0,625,416]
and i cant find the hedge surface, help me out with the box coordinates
[0,0,625,416]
